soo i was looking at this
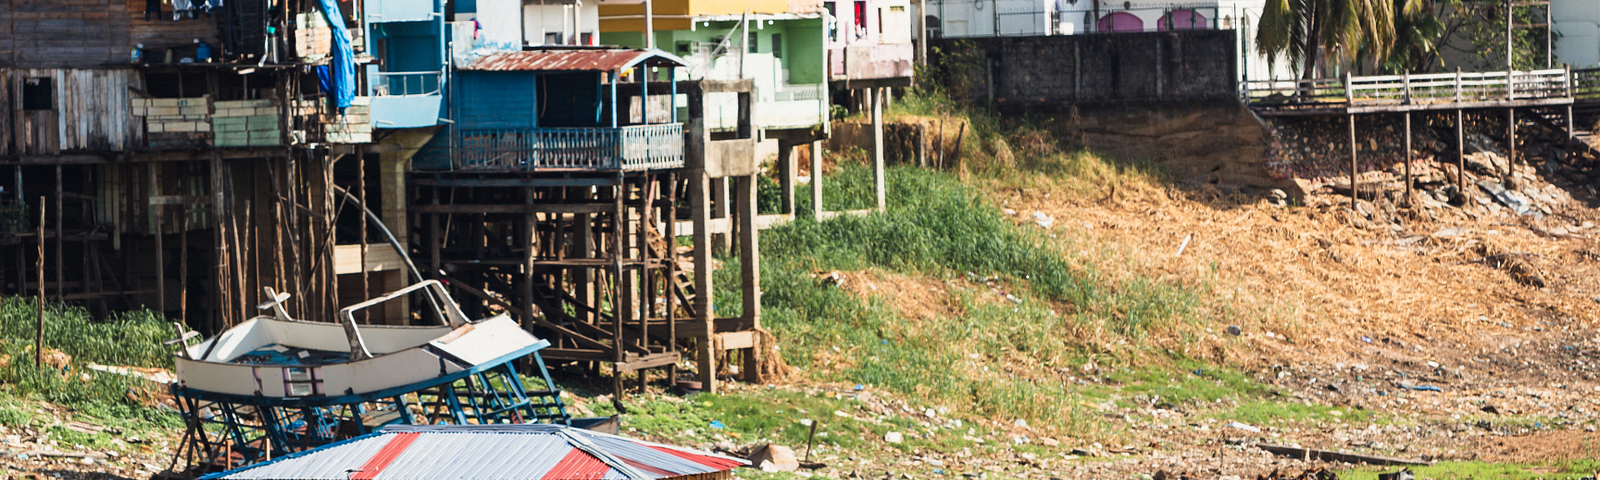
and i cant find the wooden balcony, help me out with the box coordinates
[451,124,684,172]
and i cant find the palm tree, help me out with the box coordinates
[1256,0,1423,80]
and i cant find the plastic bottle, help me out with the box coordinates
[132,43,144,63]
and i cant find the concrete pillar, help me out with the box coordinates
[871,87,886,211]
[690,171,717,393]
[810,140,823,219]
[778,140,796,216]
[711,177,730,254]
[736,174,761,383]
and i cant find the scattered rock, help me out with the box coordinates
[749,444,800,472]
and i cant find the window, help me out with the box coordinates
[676,41,692,54]
[283,367,324,397]
[749,29,758,53]
[771,33,783,59]
[22,78,52,111]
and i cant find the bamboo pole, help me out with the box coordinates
[359,148,368,323]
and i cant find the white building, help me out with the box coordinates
[927,0,1295,82]
[1554,0,1600,68]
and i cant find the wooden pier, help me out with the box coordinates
[1243,67,1600,206]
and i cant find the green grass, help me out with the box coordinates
[1342,460,1600,480]
[696,155,1241,437]
[0,296,180,421]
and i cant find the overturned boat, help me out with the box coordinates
[168,280,591,471]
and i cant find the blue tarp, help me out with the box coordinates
[317,0,355,109]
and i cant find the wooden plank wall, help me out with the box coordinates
[9,0,125,67]
[0,0,13,67]
[0,75,11,155]
[3,69,135,155]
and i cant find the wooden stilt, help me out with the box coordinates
[611,176,627,406]
[663,171,678,385]
[1404,111,1413,206]
[1507,108,1516,171]
[810,140,823,219]
[151,164,165,314]
[1348,114,1358,210]
[54,165,62,301]
[1457,109,1465,190]
[358,147,369,323]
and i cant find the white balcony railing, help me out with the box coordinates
[454,124,684,171]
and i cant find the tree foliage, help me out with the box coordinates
[1256,0,1423,79]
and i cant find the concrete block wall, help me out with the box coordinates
[214,99,282,147]
[934,30,1237,108]
[132,96,212,135]
[293,96,373,144]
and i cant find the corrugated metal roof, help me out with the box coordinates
[206,424,747,480]
[461,49,687,72]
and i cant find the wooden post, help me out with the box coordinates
[36,197,45,369]
[872,87,886,211]
[211,152,232,330]
[810,140,823,219]
[54,165,62,301]
[690,171,716,394]
[180,212,189,325]
[778,140,796,216]
[1567,104,1576,162]
[611,177,627,404]
[358,148,369,323]
[1507,108,1517,169]
[736,175,761,383]
[151,164,165,313]
[663,171,678,385]
[1348,114,1358,209]
[1456,109,1466,190]
[1404,111,1413,205]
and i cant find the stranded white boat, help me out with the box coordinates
[172,280,546,402]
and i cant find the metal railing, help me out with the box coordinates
[454,123,683,171]
[1573,67,1600,100]
[372,71,443,96]
[930,4,1224,37]
[1242,68,1572,108]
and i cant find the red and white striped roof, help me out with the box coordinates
[206,424,746,480]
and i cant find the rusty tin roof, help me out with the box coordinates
[462,48,686,72]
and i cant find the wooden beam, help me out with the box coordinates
[411,203,614,214]
[1255,444,1430,467]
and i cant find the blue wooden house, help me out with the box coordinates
[413,48,687,171]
